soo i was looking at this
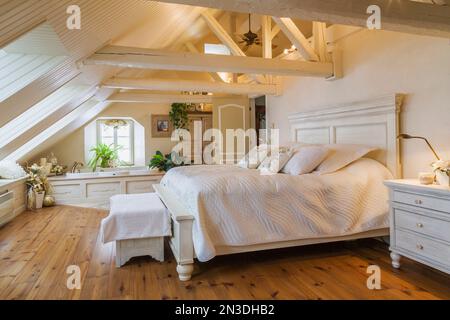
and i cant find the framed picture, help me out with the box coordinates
[152,115,173,138]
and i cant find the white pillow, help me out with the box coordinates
[282,146,329,175]
[238,145,270,169]
[258,148,293,175]
[0,161,27,179]
[315,144,377,175]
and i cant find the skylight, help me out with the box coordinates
[4,98,108,162]
[204,43,231,56]
[204,44,232,82]
[0,23,67,103]
[0,82,90,149]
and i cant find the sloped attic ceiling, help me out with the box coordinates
[0,0,211,162]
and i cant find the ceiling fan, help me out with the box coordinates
[237,14,261,52]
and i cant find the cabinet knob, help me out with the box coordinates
[416,244,424,250]
[415,199,423,205]
[416,223,424,228]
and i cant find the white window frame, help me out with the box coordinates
[96,119,135,166]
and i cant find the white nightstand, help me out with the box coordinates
[384,180,450,275]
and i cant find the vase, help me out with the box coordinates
[34,191,45,209]
[436,171,450,187]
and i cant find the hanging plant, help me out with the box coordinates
[169,103,189,129]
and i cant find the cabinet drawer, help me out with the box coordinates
[126,179,160,194]
[395,209,450,243]
[52,184,82,199]
[396,229,450,266]
[393,190,450,213]
[86,182,120,199]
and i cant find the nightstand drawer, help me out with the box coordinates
[396,209,450,243]
[396,229,450,266]
[393,190,450,213]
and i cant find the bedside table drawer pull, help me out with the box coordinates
[415,199,423,205]
[416,244,424,250]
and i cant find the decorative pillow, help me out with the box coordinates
[282,146,329,175]
[238,145,270,169]
[258,148,293,175]
[315,144,378,175]
[0,161,27,179]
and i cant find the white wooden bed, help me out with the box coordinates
[154,93,404,281]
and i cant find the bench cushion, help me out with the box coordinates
[101,193,171,244]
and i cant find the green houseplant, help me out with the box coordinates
[149,151,185,172]
[88,143,121,172]
[169,103,189,130]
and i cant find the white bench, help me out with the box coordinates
[100,193,171,267]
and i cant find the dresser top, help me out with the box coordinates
[0,177,26,190]
[385,179,450,196]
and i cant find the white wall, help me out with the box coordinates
[267,29,450,178]
[34,102,176,168]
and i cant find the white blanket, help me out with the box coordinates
[161,158,393,262]
[101,193,171,244]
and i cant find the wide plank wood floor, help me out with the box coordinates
[0,206,449,300]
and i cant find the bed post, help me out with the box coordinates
[154,184,195,281]
[172,215,195,281]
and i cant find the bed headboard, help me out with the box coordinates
[288,94,404,178]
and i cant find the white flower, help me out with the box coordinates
[432,160,450,171]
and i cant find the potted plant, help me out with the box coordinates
[26,164,52,210]
[88,143,121,172]
[432,160,450,186]
[149,151,186,172]
[169,103,189,130]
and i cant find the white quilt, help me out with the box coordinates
[161,158,393,262]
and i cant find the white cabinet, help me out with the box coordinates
[385,180,450,275]
[50,173,164,208]
[0,178,27,226]
[86,182,121,199]
[126,178,161,194]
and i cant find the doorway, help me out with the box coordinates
[255,96,266,145]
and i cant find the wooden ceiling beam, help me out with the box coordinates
[85,45,333,78]
[101,78,281,96]
[107,92,214,103]
[155,0,450,38]
[184,42,224,82]
[273,17,319,61]
[200,10,266,84]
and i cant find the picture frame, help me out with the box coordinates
[152,115,173,138]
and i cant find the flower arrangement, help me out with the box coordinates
[50,164,66,176]
[26,164,52,194]
[432,160,450,176]
[432,160,450,186]
[25,164,53,210]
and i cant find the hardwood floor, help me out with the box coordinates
[0,206,449,300]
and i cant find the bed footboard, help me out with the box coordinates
[154,184,195,281]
